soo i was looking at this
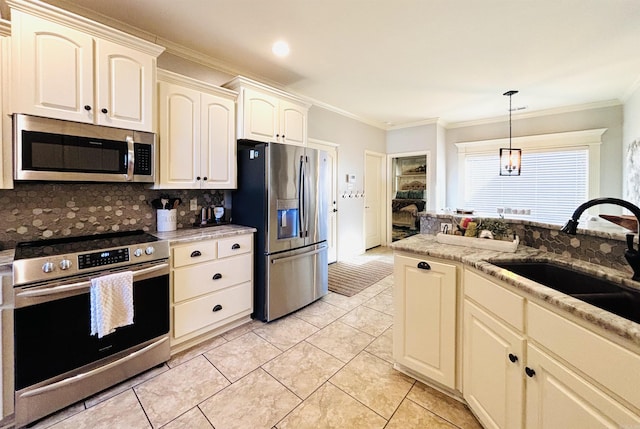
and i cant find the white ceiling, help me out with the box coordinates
[30,0,640,128]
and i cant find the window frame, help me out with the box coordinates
[455,129,606,223]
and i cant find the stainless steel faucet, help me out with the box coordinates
[561,197,640,281]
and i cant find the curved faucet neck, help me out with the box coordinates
[570,197,640,237]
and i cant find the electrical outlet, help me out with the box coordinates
[190,198,198,211]
[441,223,452,234]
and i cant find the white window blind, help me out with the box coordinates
[463,148,588,224]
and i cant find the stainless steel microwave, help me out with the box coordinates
[13,114,155,183]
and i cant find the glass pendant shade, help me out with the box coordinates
[499,148,522,176]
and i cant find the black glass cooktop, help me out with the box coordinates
[14,230,158,260]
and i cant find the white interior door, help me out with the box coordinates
[309,139,338,263]
[365,151,385,250]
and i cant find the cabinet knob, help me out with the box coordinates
[203,177,208,181]
[525,367,536,378]
[276,134,280,138]
[196,176,201,181]
[508,353,518,363]
[101,108,108,114]
[212,304,223,312]
[417,261,431,270]
[231,243,241,250]
[282,135,285,139]
[190,250,202,258]
[212,273,222,280]
[84,105,92,111]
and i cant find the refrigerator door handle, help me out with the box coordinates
[271,244,328,265]
[298,155,305,238]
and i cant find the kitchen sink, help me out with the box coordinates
[492,261,640,324]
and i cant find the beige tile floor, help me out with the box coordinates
[29,247,482,429]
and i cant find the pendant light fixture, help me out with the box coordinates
[499,90,522,176]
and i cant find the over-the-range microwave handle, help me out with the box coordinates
[270,244,327,265]
[125,135,135,181]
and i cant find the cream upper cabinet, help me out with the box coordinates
[0,20,12,190]
[157,70,237,189]
[9,1,163,132]
[393,253,458,389]
[224,76,309,146]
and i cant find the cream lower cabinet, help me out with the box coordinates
[463,267,640,429]
[170,234,253,350]
[393,253,458,389]
[157,70,237,189]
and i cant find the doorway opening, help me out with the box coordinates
[390,153,428,242]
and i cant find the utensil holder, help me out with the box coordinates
[157,209,177,232]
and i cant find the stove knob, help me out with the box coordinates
[134,248,143,257]
[42,262,55,273]
[59,259,72,270]
[145,246,155,255]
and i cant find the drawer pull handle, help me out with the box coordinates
[508,353,518,363]
[525,367,536,378]
[231,243,241,250]
[417,261,431,270]
[212,304,223,312]
[190,250,202,258]
[212,273,222,280]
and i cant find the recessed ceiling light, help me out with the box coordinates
[272,40,290,57]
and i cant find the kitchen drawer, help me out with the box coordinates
[528,301,640,411]
[464,268,524,331]
[173,281,252,338]
[217,234,252,259]
[173,253,252,302]
[172,240,217,268]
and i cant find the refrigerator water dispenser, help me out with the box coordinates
[277,199,299,239]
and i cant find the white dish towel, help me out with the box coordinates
[90,271,134,338]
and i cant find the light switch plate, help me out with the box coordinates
[190,198,198,211]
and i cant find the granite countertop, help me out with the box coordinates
[152,224,257,245]
[391,234,640,347]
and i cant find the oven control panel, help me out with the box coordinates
[13,241,170,286]
[78,248,130,270]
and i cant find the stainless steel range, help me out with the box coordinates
[12,230,170,428]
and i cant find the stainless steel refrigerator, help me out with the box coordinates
[232,140,329,322]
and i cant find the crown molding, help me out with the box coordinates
[386,117,446,131]
[622,74,640,103]
[447,99,622,129]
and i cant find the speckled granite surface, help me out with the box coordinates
[153,224,256,245]
[391,234,640,347]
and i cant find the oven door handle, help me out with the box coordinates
[16,263,169,298]
[19,336,168,399]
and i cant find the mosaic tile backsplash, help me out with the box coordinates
[0,183,229,249]
[421,213,633,274]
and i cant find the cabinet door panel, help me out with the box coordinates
[280,100,306,145]
[13,11,93,123]
[96,39,154,131]
[526,344,640,429]
[243,88,278,142]
[200,93,236,188]
[393,255,456,388]
[463,300,524,429]
[158,82,199,188]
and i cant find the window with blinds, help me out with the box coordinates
[463,148,588,224]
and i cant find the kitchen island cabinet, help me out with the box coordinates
[169,232,253,352]
[393,252,459,390]
[224,76,309,146]
[9,0,164,132]
[464,268,640,429]
[391,234,640,429]
[157,70,237,189]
